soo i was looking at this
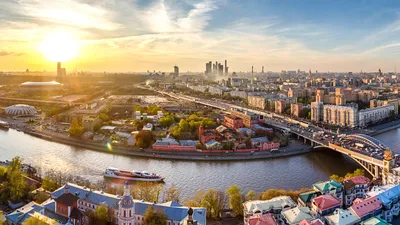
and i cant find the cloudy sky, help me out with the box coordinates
[1,0,400,73]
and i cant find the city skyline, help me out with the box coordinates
[2,0,400,72]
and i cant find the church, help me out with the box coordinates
[6,182,206,225]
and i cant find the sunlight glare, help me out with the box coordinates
[39,32,79,62]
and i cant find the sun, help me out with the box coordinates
[39,32,79,62]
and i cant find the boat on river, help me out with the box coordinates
[104,167,164,182]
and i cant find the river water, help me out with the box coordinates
[1,128,399,201]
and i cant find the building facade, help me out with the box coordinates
[358,104,395,127]
[323,105,358,128]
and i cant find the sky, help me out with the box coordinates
[1,0,400,73]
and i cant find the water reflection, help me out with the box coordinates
[0,129,387,200]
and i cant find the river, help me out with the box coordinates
[1,128,399,201]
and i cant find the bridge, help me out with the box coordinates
[148,87,397,183]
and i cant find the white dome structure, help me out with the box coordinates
[5,104,37,116]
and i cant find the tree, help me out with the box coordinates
[93,205,108,225]
[0,211,5,225]
[143,206,167,225]
[68,118,84,137]
[201,189,227,218]
[132,182,163,203]
[389,110,396,121]
[246,190,256,201]
[132,120,145,130]
[184,190,205,207]
[222,142,234,150]
[99,113,110,122]
[226,185,243,216]
[147,105,163,115]
[159,115,174,128]
[133,104,143,113]
[259,188,310,202]
[22,217,57,225]
[42,177,58,192]
[162,185,181,203]
[135,131,154,148]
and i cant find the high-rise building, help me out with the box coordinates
[224,60,228,75]
[174,65,179,76]
[205,61,212,75]
[56,62,66,83]
[262,66,264,74]
[252,66,253,74]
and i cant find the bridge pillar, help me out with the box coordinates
[375,165,379,178]
[297,135,300,140]
[304,138,307,144]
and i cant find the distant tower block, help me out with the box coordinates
[262,66,264,73]
[252,66,253,74]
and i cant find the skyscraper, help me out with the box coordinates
[174,66,179,76]
[205,61,212,75]
[224,60,228,75]
[56,62,66,83]
[262,66,264,74]
[252,66,253,74]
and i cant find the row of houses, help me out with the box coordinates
[243,176,400,225]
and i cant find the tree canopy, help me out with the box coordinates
[135,131,154,148]
[329,169,365,183]
[22,217,57,225]
[143,206,167,225]
[226,185,243,216]
[68,118,85,137]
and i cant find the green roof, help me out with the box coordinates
[313,180,342,192]
[361,217,391,225]
[298,190,320,204]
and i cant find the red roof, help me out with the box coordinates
[346,176,370,185]
[249,213,278,225]
[312,194,341,211]
[350,196,382,218]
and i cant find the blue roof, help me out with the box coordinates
[6,202,43,224]
[134,201,206,225]
[153,138,179,146]
[251,137,269,143]
[52,183,120,209]
[205,139,217,145]
[179,140,197,146]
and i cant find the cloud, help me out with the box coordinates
[0,51,14,56]
[0,51,25,56]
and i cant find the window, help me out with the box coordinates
[124,210,126,217]
[129,210,132,217]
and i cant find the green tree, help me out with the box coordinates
[99,113,110,122]
[22,217,57,225]
[226,185,243,216]
[94,205,108,225]
[135,131,154,148]
[0,211,5,225]
[68,118,84,137]
[222,142,234,150]
[389,110,396,121]
[133,104,143,113]
[246,190,256,201]
[159,115,174,128]
[184,190,205,207]
[201,189,227,218]
[132,182,163,203]
[8,169,27,202]
[178,119,190,132]
[42,177,58,192]
[260,188,310,202]
[147,105,163,115]
[162,185,181,203]
[143,206,167,225]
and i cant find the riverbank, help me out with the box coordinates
[368,120,400,136]
[23,129,311,161]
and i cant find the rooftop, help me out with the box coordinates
[244,196,296,214]
[281,206,313,224]
[349,196,382,218]
[325,209,359,225]
[21,81,62,86]
[312,194,341,210]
